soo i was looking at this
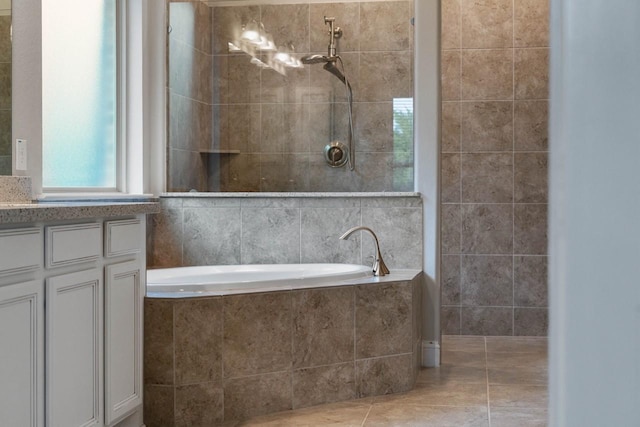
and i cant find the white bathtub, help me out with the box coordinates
[146,263,374,298]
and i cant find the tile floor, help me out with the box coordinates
[233,336,548,426]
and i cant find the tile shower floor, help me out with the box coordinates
[232,336,548,427]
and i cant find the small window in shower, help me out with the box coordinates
[393,98,414,192]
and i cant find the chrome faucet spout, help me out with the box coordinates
[339,226,390,276]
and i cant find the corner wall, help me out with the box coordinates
[439,0,550,336]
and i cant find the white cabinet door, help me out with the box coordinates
[0,280,44,427]
[104,260,143,426]
[47,269,103,427]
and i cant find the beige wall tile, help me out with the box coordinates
[442,50,461,101]
[261,4,310,53]
[461,203,513,254]
[462,0,513,48]
[442,102,461,152]
[461,101,513,152]
[174,298,223,385]
[514,256,548,307]
[441,306,462,335]
[461,153,513,203]
[514,0,550,47]
[440,255,460,305]
[260,154,311,192]
[514,204,548,254]
[147,206,183,268]
[212,6,260,54]
[442,204,462,254]
[223,292,293,378]
[144,299,175,385]
[514,152,548,203]
[441,0,461,49]
[310,3,360,52]
[358,51,413,102]
[356,353,414,397]
[356,282,413,358]
[354,102,395,152]
[514,308,548,336]
[144,385,175,427]
[441,153,461,203]
[175,383,223,427]
[219,153,261,192]
[461,255,513,306]
[461,49,513,100]
[292,363,356,409]
[514,100,548,151]
[361,1,412,51]
[461,307,513,336]
[224,371,292,421]
[515,48,549,99]
[292,288,355,368]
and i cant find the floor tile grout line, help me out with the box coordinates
[485,336,492,426]
[360,402,373,427]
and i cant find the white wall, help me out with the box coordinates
[414,0,441,345]
[549,1,640,426]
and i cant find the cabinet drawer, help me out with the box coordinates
[105,219,142,258]
[46,223,102,268]
[0,228,42,277]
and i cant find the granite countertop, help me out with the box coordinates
[0,201,160,224]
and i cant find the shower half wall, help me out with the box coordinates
[167,0,414,192]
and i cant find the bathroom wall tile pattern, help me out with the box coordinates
[148,195,422,270]
[292,287,355,368]
[166,1,415,192]
[292,363,357,409]
[223,292,293,378]
[441,0,549,336]
[143,274,422,425]
[356,281,413,358]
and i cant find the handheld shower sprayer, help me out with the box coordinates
[301,17,355,171]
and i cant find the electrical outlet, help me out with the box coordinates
[16,139,27,171]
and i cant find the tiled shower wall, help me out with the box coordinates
[167,0,414,192]
[147,195,422,270]
[440,0,549,336]
[0,9,11,176]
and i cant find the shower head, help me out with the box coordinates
[301,54,336,64]
[323,61,347,85]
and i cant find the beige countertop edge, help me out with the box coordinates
[0,202,160,225]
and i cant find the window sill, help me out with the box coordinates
[38,193,155,203]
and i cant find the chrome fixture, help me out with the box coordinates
[301,17,355,171]
[339,226,390,277]
[324,141,349,168]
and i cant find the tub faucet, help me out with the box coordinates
[339,226,390,276]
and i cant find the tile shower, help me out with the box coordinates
[440,0,549,336]
[167,0,414,192]
[0,10,11,175]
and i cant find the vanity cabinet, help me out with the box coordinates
[0,215,146,427]
[0,279,44,427]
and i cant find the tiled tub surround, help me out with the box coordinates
[147,194,422,270]
[440,0,549,336]
[167,0,414,192]
[144,273,422,426]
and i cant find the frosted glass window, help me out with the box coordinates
[43,1,118,188]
